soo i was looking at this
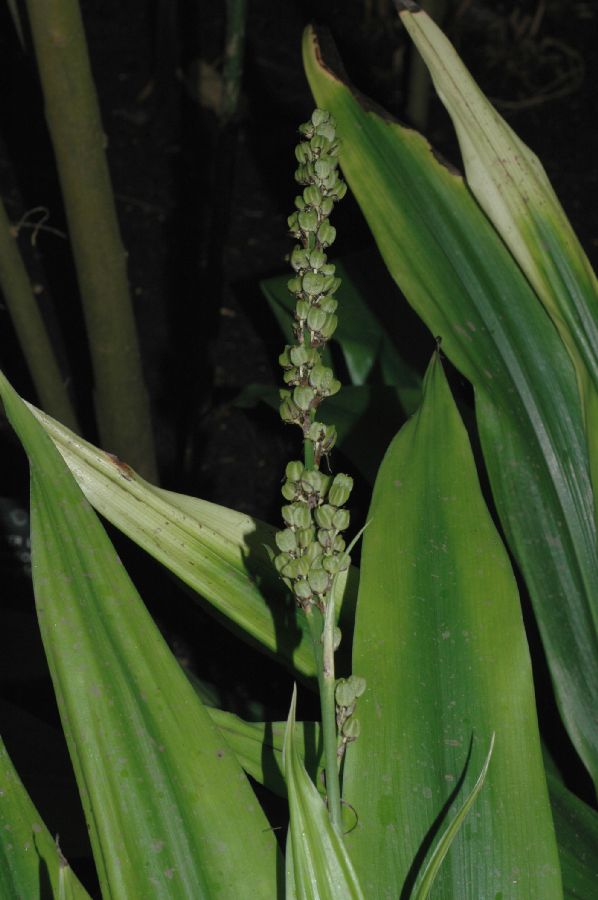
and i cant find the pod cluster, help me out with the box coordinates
[279,109,347,468]
[274,460,353,613]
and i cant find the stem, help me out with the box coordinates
[0,197,80,433]
[25,0,157,481]
[305,604,342,832]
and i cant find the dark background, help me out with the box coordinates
[0,1,596,891]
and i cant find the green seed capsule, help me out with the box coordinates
[348,675,367,698]
[274,552,291,573]
[286,460,304,482]
[298,209,319,233]
[322,554,340,574]
[317,221,336,247]
[308,568,330,594]
[315,504,335,529]
[311,108,330,127]
[335,679,354,708]
[280,397,301,424]
[295,143,310,164]
[303,184,322,207]
[333,535,346,553]
[289,345,310,366]
[281,481,297,501]
[342,716,360,740]
[293,385,316,411]
[302,271,326,296]
[329,474,353,507]
[276,528,297,552]
[332,508,350,531]
[291,247,310,272]
[305,541,324,563]
[319,314,338,341]
[287,276,301,294]
[296,300,309,321]
[309,248,327,270]
[294,579,312,601]
[306,307,327,333]
[320,197,334,217]
[295,553,311,575]
[278,346,292,367]
[319,297,338,314]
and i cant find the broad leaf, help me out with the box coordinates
[304,27,598,787]
[26,401,319,679]
[283,688,364,899]
[0,738,91,899]
[0,371,281,898]
[398,6,598,517]
[341,355,562,896]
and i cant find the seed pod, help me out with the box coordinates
[319,314,338,341]
[308,567,330,595]
[280,396,301,425]
[295,300,309,321]
[302,469,328,496]
[282,558,300,579]
[294,579,312,601]
[278,347,292,367]
[274,552,291,573]
[310,134,327,153]
[289,345,310,367]
[315,504,335,529]
[287,213,301,237]
[332,180,347,201]
[309,364,333,392]
[319,297,338,315]
[320,197,334,217]
[315,122,336,143]
[305,541,324,564]
[293,385,316,411]
[335,679,354,708]
[276,528,297,553]
[342,716,360,740]
[317,528,333,550]
[322,554,340,574]
[348,675,367,698]
[291,247,310,272]
[332,508,350,531]
[329,474,354,507]
[333,535,346,553]
[306,307,327,333]
[337,552,351,572]
[281,481,297,501]
[295,553,311,576]
[303,184,322,208]
[309,248,327,270]
[302,271,326,296]
[295,143,310,164]
[317,220,336,248]
[286,460,304,482]
[298,209,319,233]
[311,108,330,127]
[287,276,301,295]
[315,157,335,179]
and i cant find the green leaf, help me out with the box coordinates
[26,400,319,679]
[0,737,92,900]
[283,687,364,899]
[0,371,281,898]
[398,7,598,511]
[340,355,562,896]
[207,707,323,799]
[303,27,598,787]
[413,735,495,899]
[546,766,598,899]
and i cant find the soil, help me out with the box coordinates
[0,0,596,891]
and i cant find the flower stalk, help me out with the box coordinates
[275,109,362,833]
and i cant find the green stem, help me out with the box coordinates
[0,197,80,433]
[25,0,157,482]
[305,604,342,832]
